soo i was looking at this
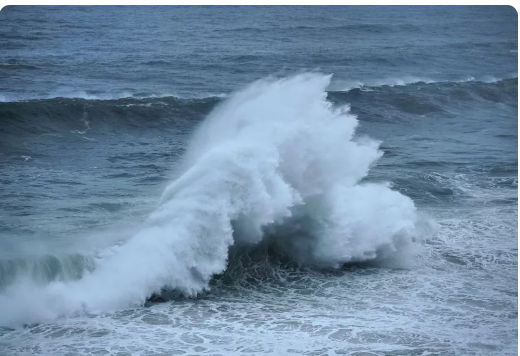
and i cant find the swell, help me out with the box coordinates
[0,96,220,137]
[329,76,518,93]
[1,77,516,138]
[327,77,518,119]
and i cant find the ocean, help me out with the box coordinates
[0,5,517,356]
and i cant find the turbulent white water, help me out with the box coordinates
[0,73,425,327]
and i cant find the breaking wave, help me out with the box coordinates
[0,73,429,327]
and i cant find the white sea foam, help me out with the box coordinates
[0,91,228,102]
[329,74,514,92]
[329,75,436,91]
[0,73,427,327]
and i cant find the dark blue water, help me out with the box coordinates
[0,6,517,356]
[0,6,517,100]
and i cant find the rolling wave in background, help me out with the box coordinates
[0,73,515,103]
[0,73,430,327]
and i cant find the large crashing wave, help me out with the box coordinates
[0,73,424,326]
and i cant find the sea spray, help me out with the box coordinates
[0,73,424,326]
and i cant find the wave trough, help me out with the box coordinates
[0,73,425,327]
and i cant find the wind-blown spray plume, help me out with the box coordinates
[0,73,423,326]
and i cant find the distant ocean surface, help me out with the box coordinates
[0,6,517,356]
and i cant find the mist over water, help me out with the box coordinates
[0,5,517,356]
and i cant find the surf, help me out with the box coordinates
[0,73,427,327]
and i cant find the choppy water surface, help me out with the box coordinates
[0,6,517,356]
